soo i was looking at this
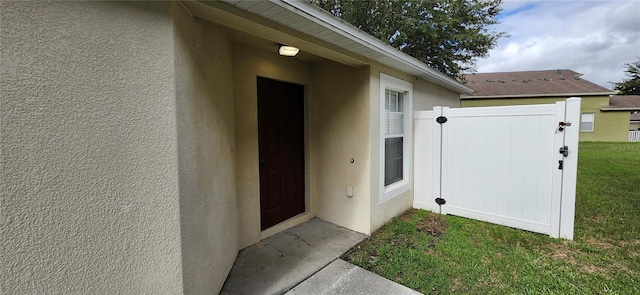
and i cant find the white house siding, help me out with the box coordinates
[1,2,183,294]
[173,4,239,294]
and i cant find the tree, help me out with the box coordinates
[612,58,640,95]
[312,0,507,79]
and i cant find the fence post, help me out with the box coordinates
[413,111,436,211]
[550,101,566,238]
[559,97,581,239]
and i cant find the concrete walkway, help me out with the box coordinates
[286,259,421,295]
[220,218,422,295]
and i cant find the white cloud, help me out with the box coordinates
[476,0,640,89]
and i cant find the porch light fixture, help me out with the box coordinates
[279,45,299,57]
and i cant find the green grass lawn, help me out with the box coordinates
[343,142,640,294]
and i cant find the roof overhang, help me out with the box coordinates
[462,92,616,99]
[600,107,640,111]
[181,0,473,94]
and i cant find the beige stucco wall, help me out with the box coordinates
[414,78,462,110]
[1,1,473,293]
[312,62,372,234]
[233,45,315,248]
[461,96,629,141]
[1,2,183,293]
[368,65,461,232]
[172,5,239,294]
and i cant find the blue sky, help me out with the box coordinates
[475,0,640,89]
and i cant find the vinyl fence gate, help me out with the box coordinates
[414,98,581,239]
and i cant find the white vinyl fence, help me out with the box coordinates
[630,131,640,142]
[414,98,581,239]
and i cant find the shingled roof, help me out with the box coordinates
[462,69,615,98]
[604,95,640,110]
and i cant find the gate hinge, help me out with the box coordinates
[435,197,446,205]
[436,116,448,124]
[558,121,572,131]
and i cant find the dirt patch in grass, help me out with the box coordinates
[544,243,595,271]
[450,277,461,293]
[584,216,603,223]
[389,233,417,249]
[415,213,448,238]
[391,210,449,254]
[585,237,616,250]
[538,237,635,278]
[580,264,603,275]
[618,239,640,246]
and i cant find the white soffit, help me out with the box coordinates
[184,0,368,67]
[198,0,473,94]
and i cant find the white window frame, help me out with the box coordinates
[581,112,595,132]
[379,73,413,204]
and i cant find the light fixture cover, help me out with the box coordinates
[279,45,299,57]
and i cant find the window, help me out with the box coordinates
[380,73,412,204]
[581,113,594,132]
[385,89,404,186]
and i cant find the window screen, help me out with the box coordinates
[385,137,403,186]
[385,89,404,186]
[581,113,594,132]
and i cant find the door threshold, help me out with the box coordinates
[260,212,313,240]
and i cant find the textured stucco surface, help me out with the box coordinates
[172,5,239,294]
[1,2,183,293]
[312,62,372,234]
[461,96,629,142]
[233,45,314,248]
[414,78,462,110]
[2,1,472,293]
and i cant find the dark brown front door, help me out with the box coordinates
[257,77,305,230]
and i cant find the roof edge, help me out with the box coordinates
[600,107,640,111]
[462,92,616,99]
[272,0,473,94]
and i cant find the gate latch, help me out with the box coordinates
[558,121,572,131]
[559,146,569,157]
[558,160,564,170]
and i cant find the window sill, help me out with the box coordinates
[381,179,411,204]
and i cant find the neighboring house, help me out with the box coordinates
[1,1,472,294]
[632,113,640,130]
[460,70,630,141]
[600,95,640,131]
